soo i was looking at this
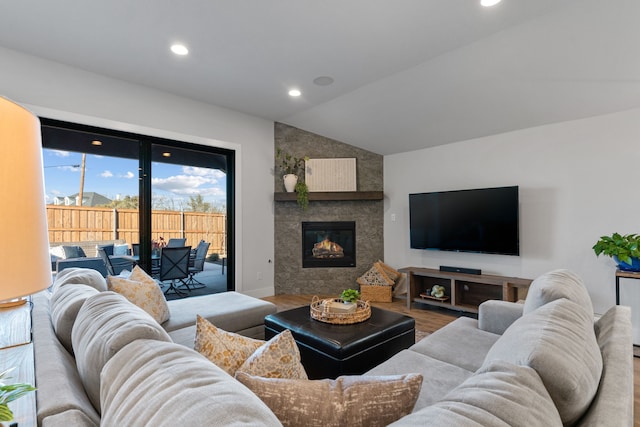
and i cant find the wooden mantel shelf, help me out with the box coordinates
[274,191,384,202]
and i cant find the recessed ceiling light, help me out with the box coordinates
[91,140,102,146]
[288,89,302,97]
[313,76,334,86]
[481,0,502,6]
[162,152,171,157]
[170,44,189,55]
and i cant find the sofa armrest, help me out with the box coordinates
[478,300,524,335]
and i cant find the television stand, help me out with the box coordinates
[399,267,532,314]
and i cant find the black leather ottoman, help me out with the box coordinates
[264,305,415,379]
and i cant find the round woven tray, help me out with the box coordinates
[310,296,371,324]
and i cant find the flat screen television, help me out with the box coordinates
[409,186,519,256]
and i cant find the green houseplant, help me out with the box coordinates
[276,148,310,210]
[0,368,36,422]
[593,232,640,271]
[340,288,361,303]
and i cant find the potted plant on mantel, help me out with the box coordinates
[275,148,309,210]
[593,232,640,272]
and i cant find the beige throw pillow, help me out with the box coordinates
[107,266,170,324]
[237,329,307,379]
[236,372,422,427]
[194,315,264,376]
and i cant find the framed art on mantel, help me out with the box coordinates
[305,158,356,192]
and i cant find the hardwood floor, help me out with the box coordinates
[261,295,639,426]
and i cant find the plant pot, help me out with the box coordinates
[283,174,298,192]
[614,256,640,272]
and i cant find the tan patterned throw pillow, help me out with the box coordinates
[195,315,265,376]
[236,372,423,427]
[237,329,307,379]
[356,264,394,287]
[106,266,170,324]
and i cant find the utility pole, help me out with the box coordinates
[78,153,86,206]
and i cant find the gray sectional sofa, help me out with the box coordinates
[32,268,632,426]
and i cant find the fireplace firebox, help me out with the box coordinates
[302,221,356,268]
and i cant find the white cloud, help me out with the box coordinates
[182,166,225,181]
[51,149,70,157]
[118,171,135,179]
[101,170,113,178]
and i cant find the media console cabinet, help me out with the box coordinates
[399,267,532,314]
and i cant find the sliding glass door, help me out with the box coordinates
[40,118,234,292]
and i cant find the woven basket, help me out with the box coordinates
[310,296,371,324]
[360,284,393,302]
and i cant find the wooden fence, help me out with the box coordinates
[46,205,226,257]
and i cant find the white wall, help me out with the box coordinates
[0,46,276,298]
[384,108,640,342]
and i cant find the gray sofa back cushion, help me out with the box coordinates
[52,267,108,292]
[523,269,593,317]
[72,292,172,413]
[578,305,633,426]
[484,298,602,425]
[50,284,99,354]
[31,293,101,427]
[100,339,283,427]
[389,360,562,427]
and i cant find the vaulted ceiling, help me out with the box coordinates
[1,0,638,155]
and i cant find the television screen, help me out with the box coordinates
[409,186,519,256]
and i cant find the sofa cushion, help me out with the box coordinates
[579,305,633,426]
[113,243,129,256]
[483,298,602,426]
[365,349,473,411]
[523,269,593,317]
[237,329,307,379]
[52,267,108,292]
[31,292,101,427]
[410,316,499,372]
[388,360,562,427]
[100,339,282,427]
[72,291,172,413]
[236,372,422,427]
[106,266,170,324]
[41,409,99,427]
[62,245,87,259]
[162,291,276,333]
[194,315,264,375]
[50,284,99,354]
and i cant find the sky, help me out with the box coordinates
[42,149,227,210]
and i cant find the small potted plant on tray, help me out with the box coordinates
[340,288,361,304]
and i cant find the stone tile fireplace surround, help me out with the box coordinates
[274,123,384,295]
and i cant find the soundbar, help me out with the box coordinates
[439,265,482,275]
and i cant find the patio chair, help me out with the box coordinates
[182,240,210,288]
[98,247,135,276]
[166,238,186,247]
[158,246,191,297]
